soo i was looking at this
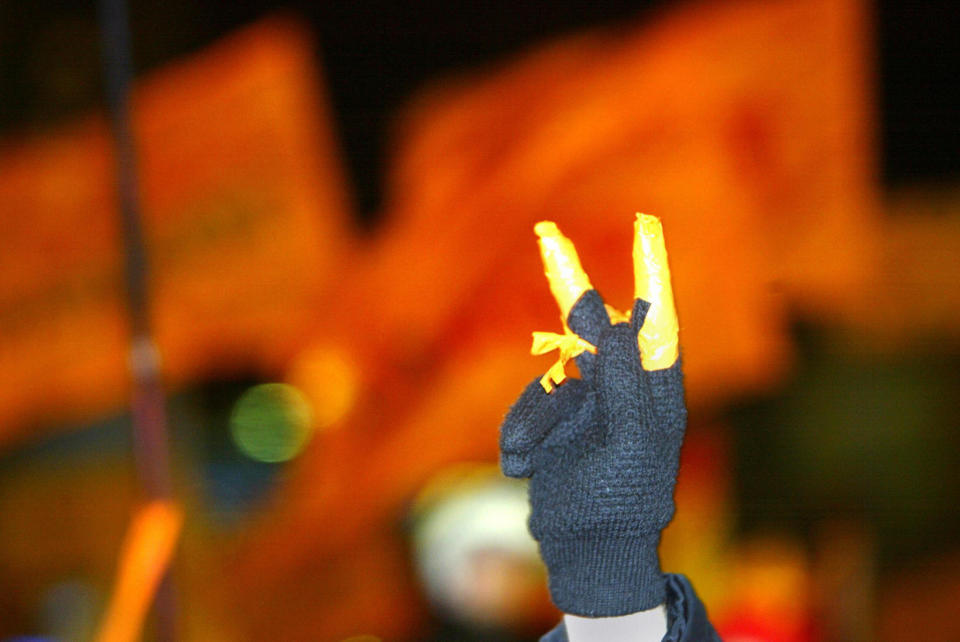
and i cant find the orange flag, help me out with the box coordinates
[372,0,877,406]
[0,18,352,447]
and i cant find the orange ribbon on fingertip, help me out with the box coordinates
[531,329,597,392]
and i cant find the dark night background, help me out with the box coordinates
[1,0,957,218]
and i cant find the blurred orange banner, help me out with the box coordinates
[0,18,351,447]
[369,0,879,406]
[227,0,880,637]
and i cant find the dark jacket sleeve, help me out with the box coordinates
[540,574,721,642]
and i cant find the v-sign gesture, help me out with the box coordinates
[500,214,686,617]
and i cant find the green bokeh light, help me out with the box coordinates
[229,383,314,463]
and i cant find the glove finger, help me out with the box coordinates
[535,221,605,327]
[567,289,610,381]
[595,324,651,446]
[500,376,589,478]
[646,359,687,438]
[632,213,679,372]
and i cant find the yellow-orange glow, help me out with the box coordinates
[287,345,360,431]
[95,501,183,642]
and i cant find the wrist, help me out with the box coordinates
[564,604,668,642]
[538,532,666,617]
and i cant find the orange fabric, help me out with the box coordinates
[531,328,597,392]
[0,18,351,447]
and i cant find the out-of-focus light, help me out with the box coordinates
[230,383,314,462]
[718,537,814,642]
[410,464,543,628]
[287,346,359,431]
[96,501,183,642]
[340,636,381,642]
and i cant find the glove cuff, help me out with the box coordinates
[539,532,666,617]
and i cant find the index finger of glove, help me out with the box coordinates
[535,221,607,330]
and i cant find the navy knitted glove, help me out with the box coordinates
[500,216,687,617]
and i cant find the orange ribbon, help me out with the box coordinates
[531,329,597,392]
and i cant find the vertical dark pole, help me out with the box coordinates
[97,0,178,638]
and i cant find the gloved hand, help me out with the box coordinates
[500,214,686,617]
